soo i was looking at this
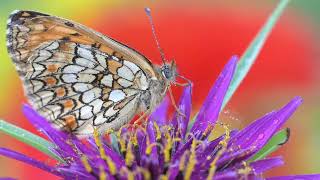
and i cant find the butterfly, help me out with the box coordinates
[6,10,185,136]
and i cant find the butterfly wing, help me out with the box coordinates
[6,10,156,135]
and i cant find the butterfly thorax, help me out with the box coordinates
[139,62,177,112]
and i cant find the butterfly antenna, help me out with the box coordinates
[145,7,167,64]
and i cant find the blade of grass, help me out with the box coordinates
[221,0,291,109]
[0,120,64,163]
[249,128,290,162]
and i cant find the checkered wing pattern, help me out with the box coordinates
[6,10,157,135]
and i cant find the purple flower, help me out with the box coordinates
[1,56,319,180]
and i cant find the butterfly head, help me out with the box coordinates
[161,60,177,82]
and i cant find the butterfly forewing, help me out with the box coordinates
[6,10,160,136]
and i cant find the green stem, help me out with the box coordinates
[0,120,64,163]
[222,0,291,110]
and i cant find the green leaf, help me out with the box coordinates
[221,0,291,109]
[249,128,290,161]
[0,119,64,163]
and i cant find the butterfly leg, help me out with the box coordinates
[134,109,151,126]
[174,74,193,87]
[168,86,186,118]
[173,82,190,86]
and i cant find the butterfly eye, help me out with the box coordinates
[161,65,173,80]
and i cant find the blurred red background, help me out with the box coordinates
[0,1,319,179]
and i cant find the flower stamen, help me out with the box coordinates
[207,123,231,180]
[153,121,162,141]
[94,130,117,175]
[184,139,197,180]
[99,166,107,180]
[136,167,151,180]
[125,142,135,167]
[80,155,92,173]
[179,150,189,171]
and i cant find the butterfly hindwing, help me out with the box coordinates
[7,10,154,135]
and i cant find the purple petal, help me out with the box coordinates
[250,157,284,174]
[167,164,180,180]
[136,128,147,159]
[273,97,303,131]
[214,172,262,180]
[142,120,160,177]
[87,136,99,150]
[191,56,238,135]
[0,147,62,177]
[189,172,206,180]
[71,137,108,173]
[22,105,77,159]
[228,97,302,156]
[267,174,320,180]
[209,97,302,168]
[78,136,125,172]
[214,136,274,169]
[215,147,254,168]
[171,137,193,163]
[71,137,96,158]
[102,144,125,168]
[171,85,192,140]
[146,120,159,162]
[149,96,170,126]
[228,111,276,149]
[56,167,95,179]
[196,130,238,163]
[213,171,239,180]
[213,158,281,180]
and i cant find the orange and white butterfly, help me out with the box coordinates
[6,10,181,136]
